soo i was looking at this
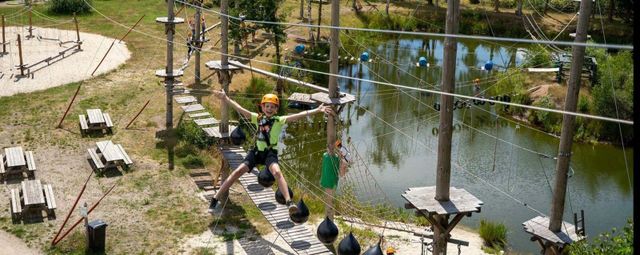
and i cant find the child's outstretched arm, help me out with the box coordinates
[213,89,253,119]
[286,104,335,123]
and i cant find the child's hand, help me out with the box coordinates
[318,104,335,116]
[213,89,226,100]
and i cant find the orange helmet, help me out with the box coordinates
[386,247,396,254]
[261,93,280,106]
[334,139,342,148]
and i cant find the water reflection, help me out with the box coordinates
[280,38,633,253]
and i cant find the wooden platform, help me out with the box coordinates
[523,216,585,248]
[402,186,483,216]
[220,146,332,255]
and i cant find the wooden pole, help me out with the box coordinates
[308,0,313,41]
[57,83,81,128]
[434,0,460,252]
[125,100,151,129]
[217,0,231,204]
[548,0,592,233]
[27,8,33,39]
[324,0,340,221]
[91,15,145,76]
[52,183,117,246]
[316,0,322,42]
[73,13,81,50]
[17,34,24,76]
[194,3,202,85]
[2,15,6,54]
[51,171,93,245]
[165,0,177,171]
[300,0,305,19]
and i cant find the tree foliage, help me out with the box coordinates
[567,219,633,255]
[48,0,92,14]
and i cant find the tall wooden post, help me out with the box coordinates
[194,3,202,85]
[166,1,175,134]
[324,0,340,221]
[316,0,322,42]
[434,0,460,252]
[2,15,6,54]
[73,13,81,50]
[549,0,592,233]
[308,0,313,41]
[217,0,231,204]
[27,8,33,39]
[300,0,305,19]
[17,34,24,76]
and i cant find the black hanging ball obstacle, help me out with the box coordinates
[290,198,310,224]
[258,167,275,187]
[275,187,294,205]
[316,216,339,244]
[338,232,361,255]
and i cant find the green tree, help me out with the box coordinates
[567,219,633,255]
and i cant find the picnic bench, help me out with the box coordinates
[1,146,37,181]
[10,179,57,221]
[79,109,114,136]
[87,140,133,172]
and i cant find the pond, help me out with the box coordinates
[277,38,633,253]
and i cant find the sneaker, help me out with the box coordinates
[208,198,218,214]
[287,200,299,215]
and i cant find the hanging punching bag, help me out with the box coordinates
[338,232,361,255]
[275,187,294,205]
[290,199,310,224]
[316,216,339,244]
[257,167,275,187]
[363,239,383,255]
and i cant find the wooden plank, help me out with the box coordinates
[87,148,105,169]
[44,184,57,210]
[188,112,211,118]
[202,127,221,138]
[175,96,198,104]
[25,151,36,171]
[0,156,5,174]
[11,189,22,214]
[103,113,114,128]
[402,186,483,215]
[194,118,220,126]
[5,147,26,167]
[287,93,315,104]
[116,144,133,165]
[22,180,45,206]
[181,104,205,113]
[527,67,560,73]
[523,216,584,246]
[79,114,89,130]
[87,109,105,124]
[96,141,123,162]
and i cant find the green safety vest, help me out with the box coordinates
[251,113,287,151]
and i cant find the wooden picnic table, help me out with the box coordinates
[87,140,133,171]
[1,146,36,180]
[79,108,114,136]
[10,179,57,221]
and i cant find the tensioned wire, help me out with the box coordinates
[594,0,632,190]
[80,0,635,126]
[174,0,632,50]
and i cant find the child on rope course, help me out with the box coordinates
[209,90,335,217]
[334,139,351,177]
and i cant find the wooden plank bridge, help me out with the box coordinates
[174,96,332,255]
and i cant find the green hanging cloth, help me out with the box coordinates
[320,152,340,189]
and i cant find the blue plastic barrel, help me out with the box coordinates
[360,52,369,62]
[294,44,305,54]
[484,60,494,71]
[418,56,428,67]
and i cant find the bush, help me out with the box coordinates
[176,121,212,149]
[479,219,507,249]
[180,154,205,168]
[523,45,552,68]
[567,219,633,255]
[48,0,92,15]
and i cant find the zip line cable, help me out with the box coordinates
[81,0,634,125]
[173,0,632,50]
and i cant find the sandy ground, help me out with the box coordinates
[179,213,490,255]
[0,26,130,97]
[0,230,43,255]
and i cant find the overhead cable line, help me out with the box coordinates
[173,0,632,50]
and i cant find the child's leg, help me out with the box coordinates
[339,159,347,177]
[213,163,249,200]
[268,163,292,201]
